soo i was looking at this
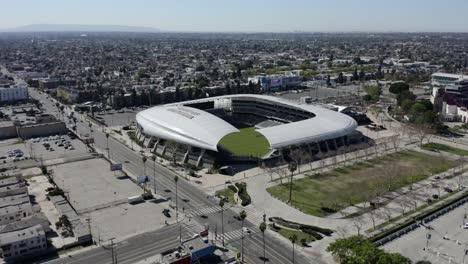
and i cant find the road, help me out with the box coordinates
[26,87,313,264]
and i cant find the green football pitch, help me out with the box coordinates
[219,127,270,157]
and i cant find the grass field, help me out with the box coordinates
[219,127,270,157]
[215,188,236,204]
[274,226,316,244]
[267,151,460,217]
[421,143,468,156]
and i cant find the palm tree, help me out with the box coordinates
[288,162,297,203]
[151,155,156,194]
[174,175,179,222]
[239,210,247,263]
[142,156,147,176]
[289,234,298,264]
[105,133,110,159]
[219,198,225,246]
[259,222,267,263]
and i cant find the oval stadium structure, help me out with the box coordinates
[135,94,359,167]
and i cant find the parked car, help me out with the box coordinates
[432,194,439,199]
[463,223,468,229]
[444,187,453,193]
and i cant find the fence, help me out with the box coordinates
[374,194,468,247]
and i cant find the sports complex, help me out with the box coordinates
[135,94,360,168]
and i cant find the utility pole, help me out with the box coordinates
[110,238,115,264]
[425,228,431,251]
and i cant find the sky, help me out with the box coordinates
[1,0,467,32]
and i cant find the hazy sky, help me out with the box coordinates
[2,0,468,32]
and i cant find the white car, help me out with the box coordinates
[242,227,252,234]
[463,223,468,229]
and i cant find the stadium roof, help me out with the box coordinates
[136,105,239,151]
[136,94,357,151]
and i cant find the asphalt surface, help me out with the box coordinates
[27,88,313,264]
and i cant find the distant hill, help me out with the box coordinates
[2,24,160,33]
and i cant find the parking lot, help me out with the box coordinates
[0,134,89,166]
[28,134,89,161]
[49,158,142,212]
[93,108,140,126]
[383,205,468,263]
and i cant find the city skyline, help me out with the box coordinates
[1,0,468,33]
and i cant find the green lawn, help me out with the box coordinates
[215,188,236,204]
[421,143,468,156]
[219,127,270,157]
[273,226,316,244]
[267,151,460,217]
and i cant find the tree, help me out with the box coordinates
[353,68,359,81]
[142,156,147,176]
[327,236,381,264]
[151,155,157,194]
[174,176,179,222]
[105,133,110,159]
[396,90,416,106]
[389,82,410,95]
[239,210,247,263]
[377,252,411,264]
[219,198,225,247]
[363,85,382,101]
[337,72,345,84]
[288,162,297,203]
[259,222,267,263]
[289,234,298,264]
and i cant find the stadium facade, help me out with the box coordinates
[135,94,360,167]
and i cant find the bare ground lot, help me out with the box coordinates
[267,151,460,217]
[49,158,142,212]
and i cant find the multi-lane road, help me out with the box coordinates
[26,88,314,264]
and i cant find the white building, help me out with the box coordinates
[431,73,468,86]
[0,224,47,261]
[0,85,28,102]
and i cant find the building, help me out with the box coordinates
[248,73,302,92]
[431,73,468,86]
[0,175,50,261]
[0,113,67,140]
[0,85,28,102]
[0,224,47,261]
[136,94,359,167]
[431,76,468,122]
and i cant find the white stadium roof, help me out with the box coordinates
[136,105,239,151]
[136,94,357,151]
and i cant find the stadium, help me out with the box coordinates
[135,94,360,168]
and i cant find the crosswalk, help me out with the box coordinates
[185,206,222,217]
[220,227,260,242]
[181,221,205,238]
[230,206,265,227]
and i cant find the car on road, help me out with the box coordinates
[162,209,171,218]
[242,227,252,234]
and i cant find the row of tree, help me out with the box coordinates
[327,236,430,264]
